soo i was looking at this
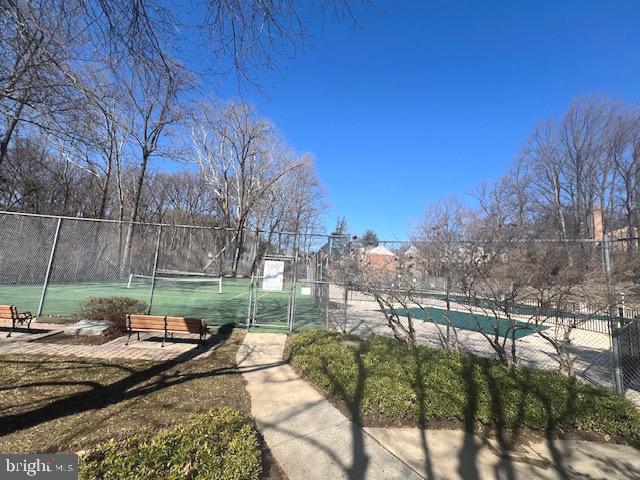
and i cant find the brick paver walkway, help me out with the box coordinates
[0,324,212,362]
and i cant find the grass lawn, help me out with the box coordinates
[0,327,283,479]
[288,331,640,444]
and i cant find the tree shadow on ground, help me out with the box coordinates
[454,356,576,479]
[318,342,370,480]
[0,323,237,438]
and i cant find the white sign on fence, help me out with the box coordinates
[262,260,285,292]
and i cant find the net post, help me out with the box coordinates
[127,273,133,288]
[147,225,163,315]
[218,276,223,294]
[37,217,62,317]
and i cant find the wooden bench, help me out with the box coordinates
[0,305,33,337]
[126,314,208,348]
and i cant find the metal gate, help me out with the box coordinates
[248,255,297,329]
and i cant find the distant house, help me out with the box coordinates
[592,206,638,251]
[364,245,398,272]
[404,245,420,259]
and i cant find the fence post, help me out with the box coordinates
[246,229,260,328]
[246,272,255,328]
[325,285,330,330]
[602,233,624,395]
[147,225,163,315]
[37,217,62,317]
[289,233,301,332]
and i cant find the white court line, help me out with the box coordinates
[225,290,250,301]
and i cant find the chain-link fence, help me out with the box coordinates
[311,236,640,405]
[0,212,260,326]
[0,210,639,404]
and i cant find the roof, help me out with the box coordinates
[365,245,395,256]
[405,245,419,256]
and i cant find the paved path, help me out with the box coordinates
[366,427,640,480]
[236,332,425,480]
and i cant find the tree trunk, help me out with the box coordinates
[232,223,246,275]
[0,99,26,167]
[121,150,150,276]
[552,176,567,240]
[97,157,112,219]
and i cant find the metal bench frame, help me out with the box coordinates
[0,305,33,337]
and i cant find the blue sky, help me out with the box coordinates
[214,1,640,240]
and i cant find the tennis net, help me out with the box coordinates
[127,272,222,293]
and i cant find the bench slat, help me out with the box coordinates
[164,321,202,327]
[165,325,202,333]
[129,322,165,329]
[129,315,165,322]
[0,305,15,315]
[128,314,205,334]
[129,322,164,329]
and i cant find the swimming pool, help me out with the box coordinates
[393,306,547,339]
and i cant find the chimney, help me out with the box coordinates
[592,206,603,239]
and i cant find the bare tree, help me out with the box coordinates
[523,120,569,239]
[558,97,612,238]
[89,0,357,86]
[609,110,640,254]
[191,100,304,274]
[0,1,86,165]
[119,61,191,273]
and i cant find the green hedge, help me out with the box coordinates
[289,331,640,439]
[80,408,262,480]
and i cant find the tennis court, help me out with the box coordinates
[0,277,325,330]
[393,306,547,339]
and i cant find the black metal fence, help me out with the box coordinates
[619,307,640,391]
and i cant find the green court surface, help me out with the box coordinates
[393,306,547,339]
[0,278,324,330]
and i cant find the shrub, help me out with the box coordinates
[78,296,148,333]
[289,331,640,440]
[80,407,262,480]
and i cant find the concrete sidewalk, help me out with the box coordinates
[236,332,425,480]
[238,332,640,480]
[366,427,640,479]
